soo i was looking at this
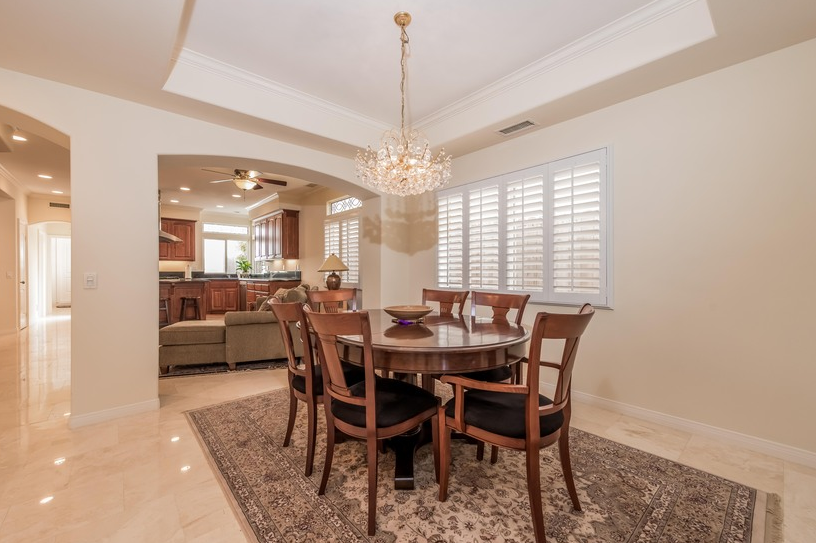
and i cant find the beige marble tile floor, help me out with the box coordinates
[0,311,813,542]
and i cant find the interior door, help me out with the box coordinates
[18,220,28,330]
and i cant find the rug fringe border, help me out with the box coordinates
[185,409,264,543]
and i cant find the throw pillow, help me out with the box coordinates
[273,288,289,302]
[282,285,308,304]
[257,297,274,311]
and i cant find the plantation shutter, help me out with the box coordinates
[437,194,464,288]
[468,185,500,289]
[506,172,545,292]
[342,216,360,284]
[436,147,609,307]
[324,215,360,285]
[549,149,606,305]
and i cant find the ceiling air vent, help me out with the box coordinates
[49,202,70,209]
[497,120,536,136]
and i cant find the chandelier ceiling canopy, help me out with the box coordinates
[355,12,452,197]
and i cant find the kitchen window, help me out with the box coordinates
[325,196,361,285]
[203,223,250,274]
[436,148,611,307]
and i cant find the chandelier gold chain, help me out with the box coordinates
[354,11,452,197]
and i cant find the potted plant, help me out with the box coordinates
[236,256,252,278]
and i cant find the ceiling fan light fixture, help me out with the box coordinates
[232,178,258,191]
[355,11,452,197]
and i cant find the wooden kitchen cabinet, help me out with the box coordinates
[207,280,240,313]
[160,280,206,324]
[159,218,196,261]
[252,209,299,261]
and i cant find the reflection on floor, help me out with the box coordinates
[0,310,814,541]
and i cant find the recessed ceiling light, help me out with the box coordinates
[232,194,241,199]
[38,174,53,179]
[170,436,180,443]
[180,465,191,473]
[39,496,54,504]
[54,457,66,465]
[170,199,179,203]
[51,190,63,194]
[12,128,27,141]
[180,187,191,191]
[216,205,224,208]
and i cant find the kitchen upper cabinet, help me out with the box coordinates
[159,218,196,261]
[253,209,299,260]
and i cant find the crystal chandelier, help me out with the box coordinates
[355,12,452,197]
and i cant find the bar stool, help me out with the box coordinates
[179,296,202,321]
[159,298,171,327]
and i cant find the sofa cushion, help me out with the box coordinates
[273,284,310,304]
[224,311,279,326]
[160,320,226,346]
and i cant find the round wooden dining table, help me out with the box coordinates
[336,309,530,489]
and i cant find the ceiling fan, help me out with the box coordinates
[203,168,288,191]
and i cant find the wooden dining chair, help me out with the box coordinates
[438,303,594,543]
[269,300,363,476]
[307,288,357,313]
[422,288,469,316]
[466,290,531,383]
[303,306,440,536]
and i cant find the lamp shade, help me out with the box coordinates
[318,253,348,272]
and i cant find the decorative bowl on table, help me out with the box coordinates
[383,305,432,321]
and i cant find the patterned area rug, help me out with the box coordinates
[160,360,287,378]
[186,388,783,543]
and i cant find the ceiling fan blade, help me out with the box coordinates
[256,177,287,187]
[209,178,233,184]
[202,168,233,176]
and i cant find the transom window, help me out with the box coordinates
[436,148,611,307]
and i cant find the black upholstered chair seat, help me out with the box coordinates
[291,362,364,395]
[443,390,564,439]
[462,365,513,382]
[332,377,438,428]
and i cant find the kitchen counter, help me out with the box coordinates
[159,274,304,318]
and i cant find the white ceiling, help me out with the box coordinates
[1,0,815,215]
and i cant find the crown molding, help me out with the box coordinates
[416,0,713,132]
[166,48,388,142]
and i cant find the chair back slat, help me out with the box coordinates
[470,291,530,325]
[307,288,358,313]
[422,288,469,316]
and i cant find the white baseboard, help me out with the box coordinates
[69,398,160,429]
[541,383,816,469]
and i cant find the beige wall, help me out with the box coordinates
[399,39,816,454]
[0,176,28,335]
[28,193,71,224]
[0,66,364,425]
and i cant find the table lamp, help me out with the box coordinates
[318,253,348,290]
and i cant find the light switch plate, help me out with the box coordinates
[83,272,98,289]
